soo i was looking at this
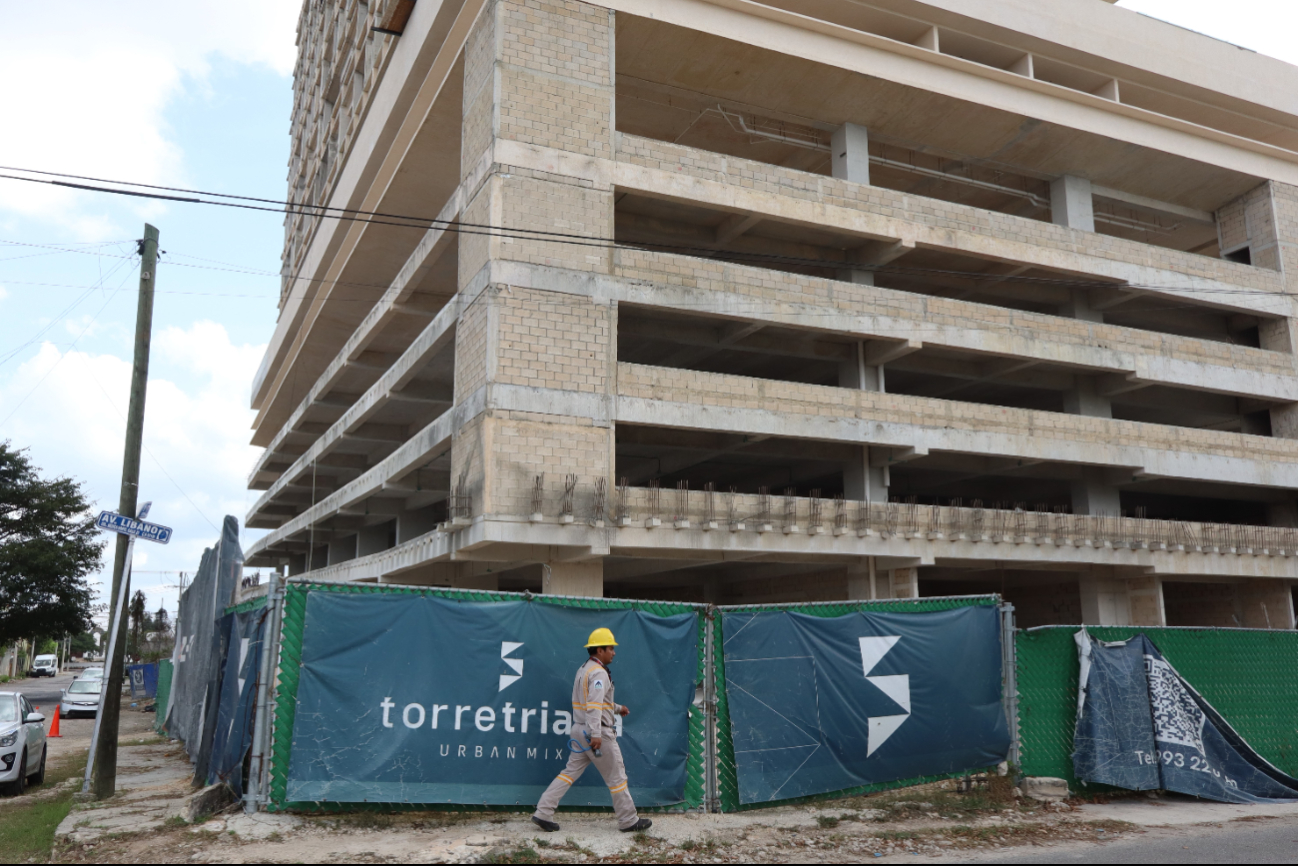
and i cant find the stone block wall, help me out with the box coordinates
[452,0,618,538]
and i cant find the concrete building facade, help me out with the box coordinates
[246,0,1298,628]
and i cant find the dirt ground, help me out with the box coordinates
[46,737,1143,866]
[33,725,1298,865]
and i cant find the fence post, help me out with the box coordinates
[245,571,284,812]
[1000,602,1020,769]
[704,609,719,812]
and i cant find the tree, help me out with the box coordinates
[0,442,102,647]
[152,606,170,637]
[70,631,98,655]
[128,589,147,658]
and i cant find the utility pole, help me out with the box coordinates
[89,224,158,799]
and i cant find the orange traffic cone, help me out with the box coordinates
[48,708,61,738]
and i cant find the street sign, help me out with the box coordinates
[96,510,173,544]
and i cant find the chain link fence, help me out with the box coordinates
[1016,626,1298,789]
[712,595,1007,811]
[265,581,708,813]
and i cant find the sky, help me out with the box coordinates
[0,0,1295,627]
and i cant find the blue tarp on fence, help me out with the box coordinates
[722,606,1010,804]
[127,663,158,699]
[1073,631,1298,803]
[285,593,699,805]
[208,607,267,796]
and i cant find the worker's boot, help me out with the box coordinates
[620,818,652,832]
[531,816,560,832]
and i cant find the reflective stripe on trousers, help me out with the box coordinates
[533,735,639,829]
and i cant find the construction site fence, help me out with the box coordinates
[1015,625,1298,791]
[233,579,1012,813]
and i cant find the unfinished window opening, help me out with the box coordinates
[921,569,1083,629]
[618,305,1283,434]
[1223,246,1253,265]
[615,425,851,497]
[615,15,1246,262]
[613,191,1259,349]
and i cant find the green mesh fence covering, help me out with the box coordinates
[714,595,1003,812]
[268,582,707,813]
[154,659,173,735]
[1016,626,1298,790]
[224,595,268,617]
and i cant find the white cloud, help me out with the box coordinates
[0,321,266,624]
[0,1,300,237]
[0,285,8,302]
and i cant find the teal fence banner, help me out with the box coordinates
[722,606,1010,804]
[286,593,699,805]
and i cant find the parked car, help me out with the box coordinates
[76,666,105,681]
[59,679,104,719]
[0,692,47,795]
[28,655,59,678]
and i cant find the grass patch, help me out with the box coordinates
[0,754,88,862]
[490,846,541,864]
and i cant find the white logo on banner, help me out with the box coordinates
[498,641,525,691]
[859,636,910,756]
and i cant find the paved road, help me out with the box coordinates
[10,671,76,707]
[979,818,1298,864]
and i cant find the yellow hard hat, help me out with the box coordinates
[584,627,618,648]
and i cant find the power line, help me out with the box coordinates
[0,252,136,368]
[0,167,1281,303]
[0,258,140,426]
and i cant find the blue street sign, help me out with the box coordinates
[96,510,173,544]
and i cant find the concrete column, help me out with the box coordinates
[1079,571,1165,625]
[702,576,726,605]
[543,560,603,597]
[889,567,919,599]
[1079,571,1127,625]
[845,558,876,600]
[1260,320,1298,437]
[1063,377,1112,419]
[840,342,888,503]
[327,534,358,566]
[396,507,439,544]
[357,521,394,556]
[831,123,870,185]
[1127,577,1166,627]
[1058,290,1103,323]
[1050,175,1095,232]
[1071,471,1122,516]
[832,123,874,285]
[1237,579,1296,629]
[1064,377,1120,516]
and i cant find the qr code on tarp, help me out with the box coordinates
[1145,654,1205,753]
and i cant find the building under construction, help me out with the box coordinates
[245,0,1298,628]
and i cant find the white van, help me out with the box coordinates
[30,655,59,678]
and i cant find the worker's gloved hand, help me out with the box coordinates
[590,737,603,752]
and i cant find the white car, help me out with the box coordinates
[0,692,47,795]
[76,666,105,681]
[60,679,104,719]
[29,655,59,678]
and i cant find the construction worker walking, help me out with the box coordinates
[532,628,652,833]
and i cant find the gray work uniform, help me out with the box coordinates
[533,658,639,828]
